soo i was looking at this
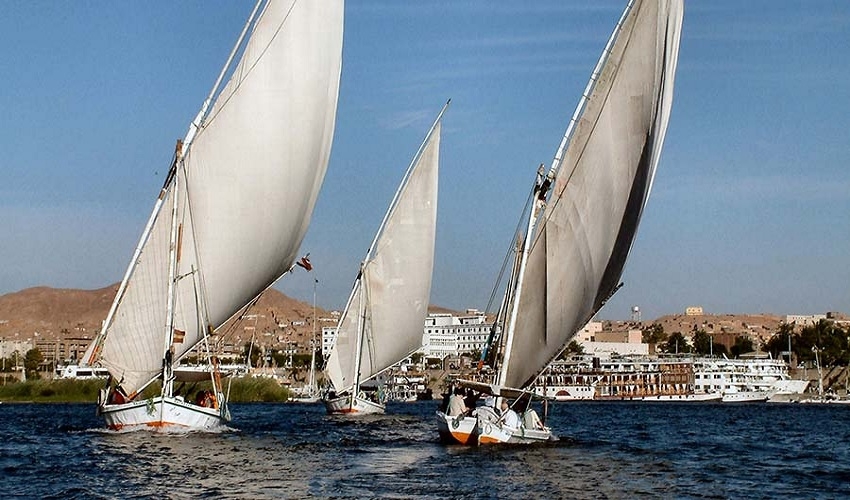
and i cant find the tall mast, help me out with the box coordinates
[351,267,366,409]
[309,277,317,394]
[161,146,184,399]
[497,166,554,387]
[84,0,265,372]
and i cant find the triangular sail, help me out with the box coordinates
[502,0,683,389]
[326,116,444,394]
[93,0,344,396]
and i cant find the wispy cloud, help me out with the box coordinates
[379,108,435,131]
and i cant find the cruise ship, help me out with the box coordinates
[535,353,808,402]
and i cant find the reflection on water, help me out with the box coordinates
[2,401,850,498]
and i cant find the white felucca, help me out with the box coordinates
[323,102,448,415]
[438,0,684,445]
[80,0,343,431]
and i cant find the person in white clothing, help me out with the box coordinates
[500,398,520,431]
[447,387,468,416]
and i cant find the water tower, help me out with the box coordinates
[631,305,641,323]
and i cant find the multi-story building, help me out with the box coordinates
[321,326,338,357]
[421,310,491,359]
[784,314,828,327]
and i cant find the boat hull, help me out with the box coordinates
[323,394,385,415]
[436,408,554,445]
[289,395,320,404]
[634,392,722,402]
[721,391,768,403]
[99,395,229,431]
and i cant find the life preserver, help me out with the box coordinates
[484,423,492,434]
[452,417,461,429]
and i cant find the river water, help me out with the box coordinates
[1,401,849,499]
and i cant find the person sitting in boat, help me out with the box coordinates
[447,387,468,416]
[522,407,544,430]
[463,388,478,411]
[499,398,520,431]
[196,390,214,407]
[515,395,544,430]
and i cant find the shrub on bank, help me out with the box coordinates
[0,376,289,403]
[0,379,104,402]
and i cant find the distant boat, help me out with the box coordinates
[437,0,684,445]
[323,101,448,415]
[290,279,321,404]
[536,354,805,403]
[79,0,343,431]
[55,364,110,380]
[795,346,850,404]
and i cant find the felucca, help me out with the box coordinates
[323,101,449,415]
[437,0,684,445]
[80,0,344,431]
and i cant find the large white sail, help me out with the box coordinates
[502,0,683,389]
[96,0,344,396]
[326,120,442,394]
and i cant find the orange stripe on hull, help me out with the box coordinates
[108,421,191,431]
[478,435,502,444]
[450,431,474,445]
[146,421,190,428]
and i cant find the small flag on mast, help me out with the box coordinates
[296,254,313,271]
[172,329,186,345]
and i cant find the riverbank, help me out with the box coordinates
[0,377,290,403]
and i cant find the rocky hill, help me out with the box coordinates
[0,285,461,357]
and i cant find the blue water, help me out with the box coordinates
[1,401,849,499]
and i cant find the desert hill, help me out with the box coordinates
[0,285,465,360]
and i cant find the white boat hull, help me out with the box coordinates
[289,395,320,404]
[323,394,385,415]
[436,407,554,445]
[638,392,722,402]
[99,395,229,431]
[772,379,809,394]
[796,395,850,404]
[721,391,768,403]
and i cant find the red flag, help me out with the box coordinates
[296,254,313,271]
[172,329,186,344]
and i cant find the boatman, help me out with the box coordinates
[447,387,468,416]
[500,399,520,431]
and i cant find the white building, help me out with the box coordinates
[421,310,492,359]
[321,326,338,357]
[579,341,649,358]
[0,339,33,358]
[784,314,827,327]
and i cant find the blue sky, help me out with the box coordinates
[1,1,848,321]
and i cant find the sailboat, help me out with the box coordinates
[323,101,449,415]
[437,0,684,445]
[290,277,321,403]
[799,346,850,404]
[79,0,344,431]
